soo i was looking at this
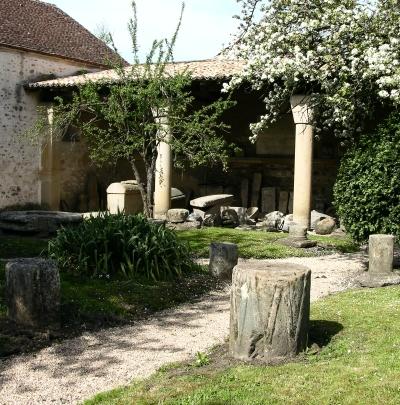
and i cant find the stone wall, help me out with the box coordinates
[0,47,100,209]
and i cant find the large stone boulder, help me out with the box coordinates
[209,242,238,279]
[310,210,331,230]
[167,209,189,223]
[0,211,82,236]
[5,258,60,329]
[230,262,311,362]
[221,209,240,228]
[315,217,337,235]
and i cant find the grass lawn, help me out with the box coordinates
[0,237,218,357]
[177,228,359,259]
[86,286,400,405]
[0,229,359,357]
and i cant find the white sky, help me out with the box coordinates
[48,0,241,63]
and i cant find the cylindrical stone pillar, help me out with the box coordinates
[291,95,314,229]
[230,262,311,362]
[369,234,395,274]
[154,116,172,220]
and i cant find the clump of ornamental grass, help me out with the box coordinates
[48,212,193,281]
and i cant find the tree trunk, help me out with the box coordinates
[129,158,151,218]
[230,262,311,362]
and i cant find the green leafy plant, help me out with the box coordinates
[48,213,193,281]
[334,113,400,242]
[194,351,210,367]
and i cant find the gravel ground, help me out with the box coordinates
[0,253,367,405]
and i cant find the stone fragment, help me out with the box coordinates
[356,272,400,288]
[280,214,296,232]
[261,187,276,214]
[190,194,234,209]
[251,173,262,207]
[223,207,247,225]
[167,221,201,231]
[369,234,395,274]
[203,214,221,227]
[315,218,336,235]
[246,207,259,220]
[187,212,203,223]
[5,259,60,329]
[310,210,331,230]
[0,211,82,236]
[230,262,311,362]
[209,242,238,279]
[221,209,240,228]
[166,209,189,223]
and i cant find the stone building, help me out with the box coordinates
[2,0,341,223]
[0,0,121,209]
[28,61,341,224]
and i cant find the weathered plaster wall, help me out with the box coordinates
[0,47,99,208]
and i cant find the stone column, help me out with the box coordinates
[291,95,314,229]
[39,106,61,210]
[369,234,395,274]
[153,115,172,219]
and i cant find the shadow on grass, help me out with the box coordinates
[308,319,343,348]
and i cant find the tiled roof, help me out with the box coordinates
[27,59,245,89]
[0,0,123,67]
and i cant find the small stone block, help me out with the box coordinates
[278,238,317,248]
[209,242,238,279]
[369,234,395,274]
[356,272,400,288]
[5,258,60,329]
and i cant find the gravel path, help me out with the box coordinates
[0,253,367,405]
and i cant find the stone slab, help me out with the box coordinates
[0,211,83,236]
[190,194,234,209]
[356,272,400,288]
[251,173,262,208]
[278,191,289,214]
[261,187,276,214]
[278,238,317,248]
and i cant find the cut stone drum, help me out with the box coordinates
[230,262,311,362]
[369,234,395,274]
[209,242,238,279]
[5,258,60,329]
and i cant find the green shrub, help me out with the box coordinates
[334,113,400,242]
[48,213,193,281]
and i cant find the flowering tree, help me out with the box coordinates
[224,0,400,142]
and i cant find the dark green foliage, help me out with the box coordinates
[334,113,400,242]
[48,213,193,280]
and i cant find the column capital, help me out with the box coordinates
[290,95,314,125]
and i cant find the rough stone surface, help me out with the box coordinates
[356,272,400,288]
[5,258,60,329]
[190,194,234,209]
[280,214,296,232]
[246,207,259,220]
[369,234,395,274]
[315,217,336,235]
[166,221,201,231]
[230,262,311,362]
[166,209,189,223]
[203,214,221,227]
[224,206,247,225]
[251,173,262,207]
[221,209,239,228]
[187,212,203,223]
[311,210,331,229]
[261,187,276,214]
[0,210,83,236]
[209,242,238,279]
